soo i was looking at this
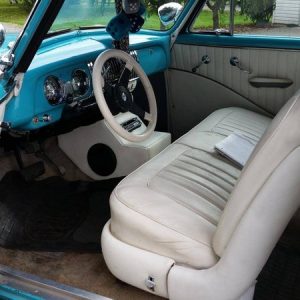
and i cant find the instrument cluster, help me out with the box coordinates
[44,51,139,107]
[44,68,91,106]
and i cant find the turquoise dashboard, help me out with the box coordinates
[4,30,170,131]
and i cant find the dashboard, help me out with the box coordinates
[3,31,170,131]
[43,51,138,107]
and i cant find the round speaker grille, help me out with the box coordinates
[87,144,117,176]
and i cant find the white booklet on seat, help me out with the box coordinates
[215,133,256,168]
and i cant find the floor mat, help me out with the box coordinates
[254,215,300,300]
[0,171,121,251]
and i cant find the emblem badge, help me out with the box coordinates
[121,92,127,102]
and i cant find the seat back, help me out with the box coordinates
[213,91,300,256]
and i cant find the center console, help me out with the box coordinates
[58,112,171,180]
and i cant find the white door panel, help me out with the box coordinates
[170,44,300,115]
[166,69,270,139]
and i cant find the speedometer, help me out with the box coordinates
[44,76,63,106]
[71,69,89,97]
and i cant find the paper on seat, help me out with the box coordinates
[215,133,256,168]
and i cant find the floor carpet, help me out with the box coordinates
[0,171,121,251]
[0,249,162,300]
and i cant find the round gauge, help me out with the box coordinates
[44,76,63,105]
[71,69,89,97]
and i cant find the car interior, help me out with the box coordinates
[0,0,299,299]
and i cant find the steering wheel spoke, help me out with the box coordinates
[144,112,152,122]
[129,101,146,120]
[119,62,133,86]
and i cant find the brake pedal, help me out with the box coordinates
[36,151,65,177]
[20,161,45,182]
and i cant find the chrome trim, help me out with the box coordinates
[170,0,200,48]
[71,68,91,101]
[229,0,235,35]
[0,264,111,300]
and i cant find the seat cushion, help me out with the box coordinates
[176,107,271,151]
[109,108,272,269]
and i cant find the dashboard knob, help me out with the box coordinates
[42,114,52,122]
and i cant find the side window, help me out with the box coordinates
[236,0,300,37]
[191,1,232,33]
[191,0,300,38]
[0,0,34,52]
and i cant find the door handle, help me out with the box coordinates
[249,77,293,88]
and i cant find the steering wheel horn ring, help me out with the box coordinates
[92,49,157,142]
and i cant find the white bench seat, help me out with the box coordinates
[102,100,300,299]
[108,108,271,269]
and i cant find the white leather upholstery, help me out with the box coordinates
[102,102,300,299]
[108,107,271,269]
[169,146,300,300]
[177,107,271,150]
[101,222,175,298]
[214,94,300,255]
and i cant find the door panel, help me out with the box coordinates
[168,43,300,138]
[167,69,270,139]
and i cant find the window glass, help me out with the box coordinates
[191,0,300,38]
[235,0,300,37]
[191,1,235,33]
[50,0,188,33]
[0,0,32,27]
[0,0,33,52]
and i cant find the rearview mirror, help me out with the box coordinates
[0,24,5,48]
[158,2,183,27]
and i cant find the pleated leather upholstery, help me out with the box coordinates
[109,108,271,268]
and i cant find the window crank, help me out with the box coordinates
[230,56,252,74]
[192,55,211,73]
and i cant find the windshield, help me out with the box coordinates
[50,0,187,33]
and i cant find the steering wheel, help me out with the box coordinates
[92,49,157,142]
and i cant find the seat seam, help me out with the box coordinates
[226,114,270,127]
[153,172,225,213]
[177,158,236,186]
[174,108,235,144]
[182,153,240,180]
[170,163,233,194]
[214,124,261,140]
[211,110,237,133]
[163,168,229,202]
[224,119,268,133]
[143,148,195,188]
[221,121,265,136]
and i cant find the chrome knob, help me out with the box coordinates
[192,55,211,73]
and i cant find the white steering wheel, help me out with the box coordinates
[92,49,157,142]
